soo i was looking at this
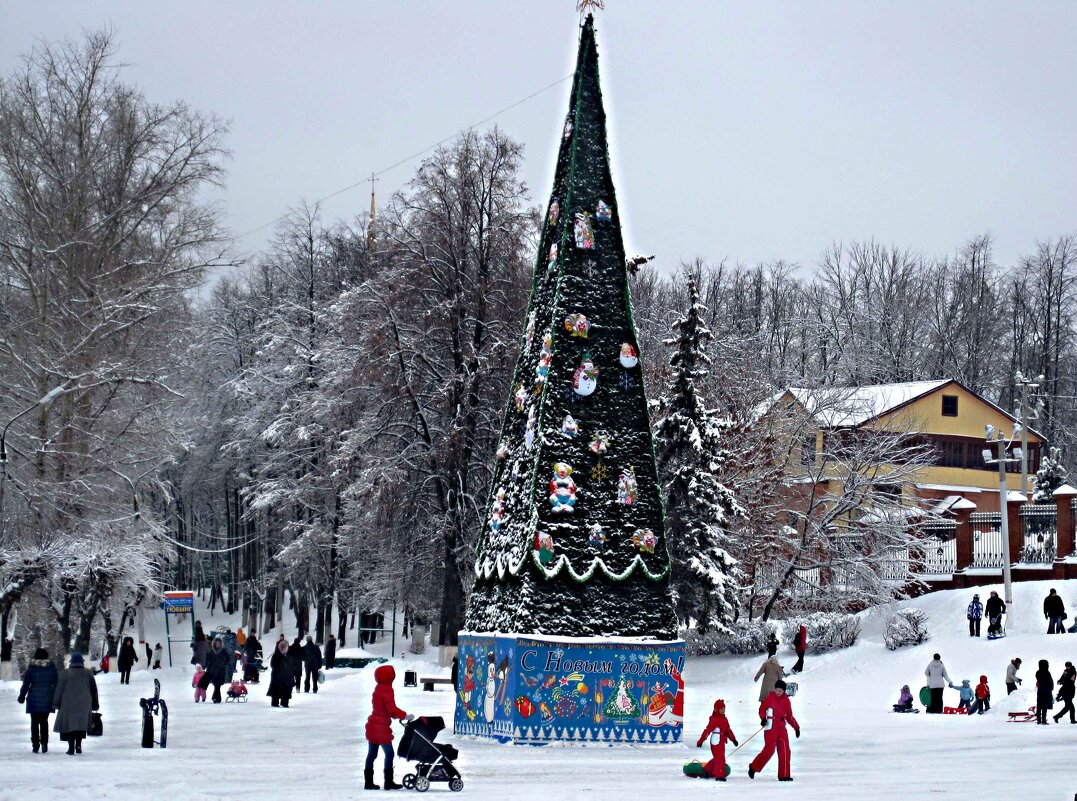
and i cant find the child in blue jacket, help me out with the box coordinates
[954,679,974,712]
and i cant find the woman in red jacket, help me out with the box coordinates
[749,679,800,782]
[364,665,412,791]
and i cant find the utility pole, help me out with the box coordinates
[1014,372,1042,496]
[984,426,1020,622]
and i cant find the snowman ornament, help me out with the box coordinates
[572,356,599,397]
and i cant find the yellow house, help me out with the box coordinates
[778,379,1045,513]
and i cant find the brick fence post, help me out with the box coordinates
[953,500,975,573]
[1053,484,1077,559]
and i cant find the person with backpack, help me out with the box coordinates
[985,591,1007,638]
[116,636,138,685]
[791,625,807,674]
[364,664,413,791]
[302,635,322,693]
[1035,659,1054,724]
[1054,661,1076,724]
[924,653,952,713]
[52,653,99,755]
[17,647,58,753]
[1044,588,1066,634]
[966,594,983,637]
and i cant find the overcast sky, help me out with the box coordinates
[2,1,1075,276]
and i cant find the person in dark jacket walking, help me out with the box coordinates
[288,637,304,692]
[985,591,1006,637]
[53,653,99,755]
[116,636,138,685]
[324,634,337,670]
[1036,659,1054,724]
[967,594,983,637]
[267,640,293,708]
[791,625,807,674]
[1053,661,1076,723]
[192,621,208,667]
[364,664,412,790]
[18,648,58,753]
[1044,589,1066,634]
[302,635,322,693]
[204,637,231,704]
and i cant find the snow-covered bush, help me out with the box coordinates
[780,612,861,654]
[884,608,931,651]
[680,620,779,656]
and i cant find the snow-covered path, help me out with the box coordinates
[2,580,1075,800]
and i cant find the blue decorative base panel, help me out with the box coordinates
[453,632,685,745]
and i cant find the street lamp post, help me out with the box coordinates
[1014,372,1042,496]
[984,425,1020,628]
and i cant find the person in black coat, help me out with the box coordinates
[267,640,293,708]
[116,636,138,685]
[288,638,304,692]
[302,635,322,693]
[1044,589,1066,634]
[18,648,59,753]
[204,637,231,704]
[984,591,1006,636]
[1054,661,1076,724]
[1036,659,1054,724]
[325,634,337,670]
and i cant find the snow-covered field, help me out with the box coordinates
[3,580,1076,800]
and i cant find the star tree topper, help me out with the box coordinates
[576,0,605,13]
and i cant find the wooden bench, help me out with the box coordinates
[420,677,453,692]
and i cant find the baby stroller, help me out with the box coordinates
[226,680,248,702]
[398,716,463,793]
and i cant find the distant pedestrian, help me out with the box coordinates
[1036,659,1054,724]
[1054,661,1076,723]
[152,643,163,670]
[754,655,785,703]
[288,637,304,692]
[0,636,14,681]
[144,641,152,667]
[1005,658,1022,695]
[17,647,58,753]
[1044,588,1066,634]
[192,621,208,667]
[236,627,246,648]
[791,625,807,674]
[765,633,779,659]
[52,653,98,755]
[966,594,983,637]
[267,640,292,708]
[302,635,322,693]
[117,636,138,685]
[924,653,952,713]
[325,634,337,669]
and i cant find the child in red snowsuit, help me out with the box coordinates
[969,674,990,715]
[696,699,738,780]
[749,679,800,782]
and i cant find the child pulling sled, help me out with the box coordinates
[694,699,739,780]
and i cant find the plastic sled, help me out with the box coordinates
[683,760,731,778]
[942,706,968,715]
[1007,707,1036,723]
[891,705,919,713]
[919,686,931,707]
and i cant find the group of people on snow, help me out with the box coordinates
[16,650,99,755]
[965,588,1075,637]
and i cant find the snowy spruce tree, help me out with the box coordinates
[1033,446,1068,501]
[654,278,744,632]
[464,15,676,639]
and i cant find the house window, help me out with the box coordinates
[941,395,958,417]
[936,439,965,468]
[800,433,817,466]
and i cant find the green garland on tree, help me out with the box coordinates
[464,15,676,639]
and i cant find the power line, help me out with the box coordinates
[234,72,574,241]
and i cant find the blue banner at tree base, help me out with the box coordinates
[454,633,685,745]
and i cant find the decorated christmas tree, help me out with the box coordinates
[465,14,676,639]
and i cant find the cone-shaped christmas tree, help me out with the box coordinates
[465,15,676,639]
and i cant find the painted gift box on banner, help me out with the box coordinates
[454,633,685,745]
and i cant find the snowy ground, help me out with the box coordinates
[2,580,1076,800]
